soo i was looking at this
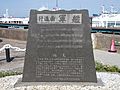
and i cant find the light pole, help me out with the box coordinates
[56,0,58,8]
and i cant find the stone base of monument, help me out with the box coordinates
[14,78,104,88]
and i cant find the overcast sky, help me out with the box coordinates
[0,0,120,17]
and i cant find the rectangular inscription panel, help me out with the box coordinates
[36,58,84,81]
[37,14,82,24]
[22,10,97,82]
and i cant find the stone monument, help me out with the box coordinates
[22,9,97,82]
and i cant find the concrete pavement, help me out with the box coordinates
[94,49,120,68]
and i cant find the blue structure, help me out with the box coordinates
[0,23,28,29]
[92,27,120,34]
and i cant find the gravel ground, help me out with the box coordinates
[0,72,120,90]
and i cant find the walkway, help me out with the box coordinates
[94,49,120,68]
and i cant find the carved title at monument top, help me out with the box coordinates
[37,14,82,24]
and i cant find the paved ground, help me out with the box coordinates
[0,38,120,72]
[0,38,26,72]
[94,49,120,68]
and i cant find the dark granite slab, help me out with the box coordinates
[22,10,97,82]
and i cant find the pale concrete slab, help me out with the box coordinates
[94,49,120,68]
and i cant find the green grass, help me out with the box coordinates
[95,61,120,73]
[0,61,120,78]
[0,71,22,78]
